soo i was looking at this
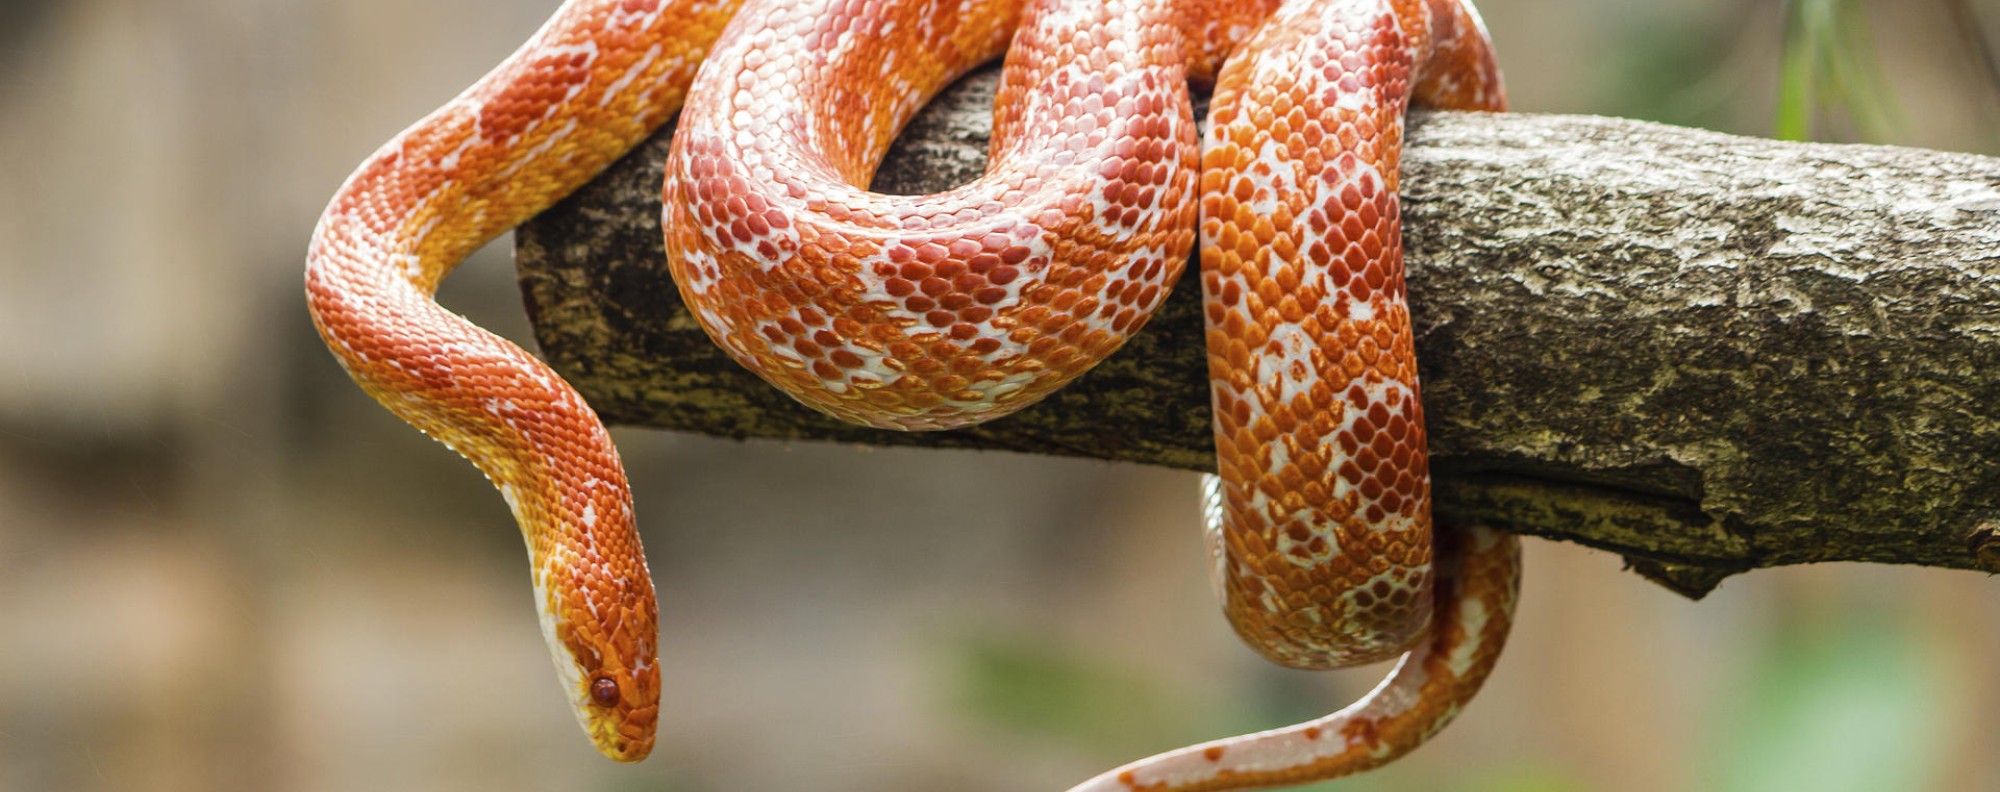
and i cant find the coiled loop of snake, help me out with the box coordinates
[665,0,1197,429]
[306,0,1522,786]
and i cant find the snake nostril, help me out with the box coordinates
[590,676,620,707]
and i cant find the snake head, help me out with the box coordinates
[573,635,660,763]
[521,487,663,762]
[538,558,662,762]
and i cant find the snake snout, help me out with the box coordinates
[575,660,661,762]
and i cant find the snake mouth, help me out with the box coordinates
[591,730,656,763]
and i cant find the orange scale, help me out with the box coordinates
[1368,324,1400,356]
[912,241,950,263]
[1384,414,1412,443]
[1368,430,1401,466]
[857,388,903,408]
[943,351,990,375]
[876,338,921,359]
[1331,120,1367,149]
[1074,328,1117,356]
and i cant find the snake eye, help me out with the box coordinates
[589,676,620,707]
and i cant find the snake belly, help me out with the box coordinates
[306,0,1523,785]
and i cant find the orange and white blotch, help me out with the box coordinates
[663,0,1201,429]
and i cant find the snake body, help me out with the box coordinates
[306,0,1521,786]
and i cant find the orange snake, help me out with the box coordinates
[305,0,1522,786]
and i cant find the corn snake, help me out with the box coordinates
[304,0,1522,785]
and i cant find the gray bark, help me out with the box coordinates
[514,66,2000,598]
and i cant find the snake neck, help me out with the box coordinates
[304,0,747,761]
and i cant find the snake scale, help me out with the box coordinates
[306,0,1523,787]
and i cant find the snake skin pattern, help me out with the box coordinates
[305,0,1522,786]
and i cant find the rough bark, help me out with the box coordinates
[514,66,2000,598]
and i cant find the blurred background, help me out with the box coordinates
[2,0,1997,790]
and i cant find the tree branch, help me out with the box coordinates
[513,66,2000,597]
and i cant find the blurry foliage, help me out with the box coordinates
[943,630,1598,792]
[949,607,1950,792]
[942,631,1213,758]
[1705,607,1945,792]
[1457,767,1602,792]
[1604,0,1955,145]
[1601,5,1750,131]
[1775,0,1902,142]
